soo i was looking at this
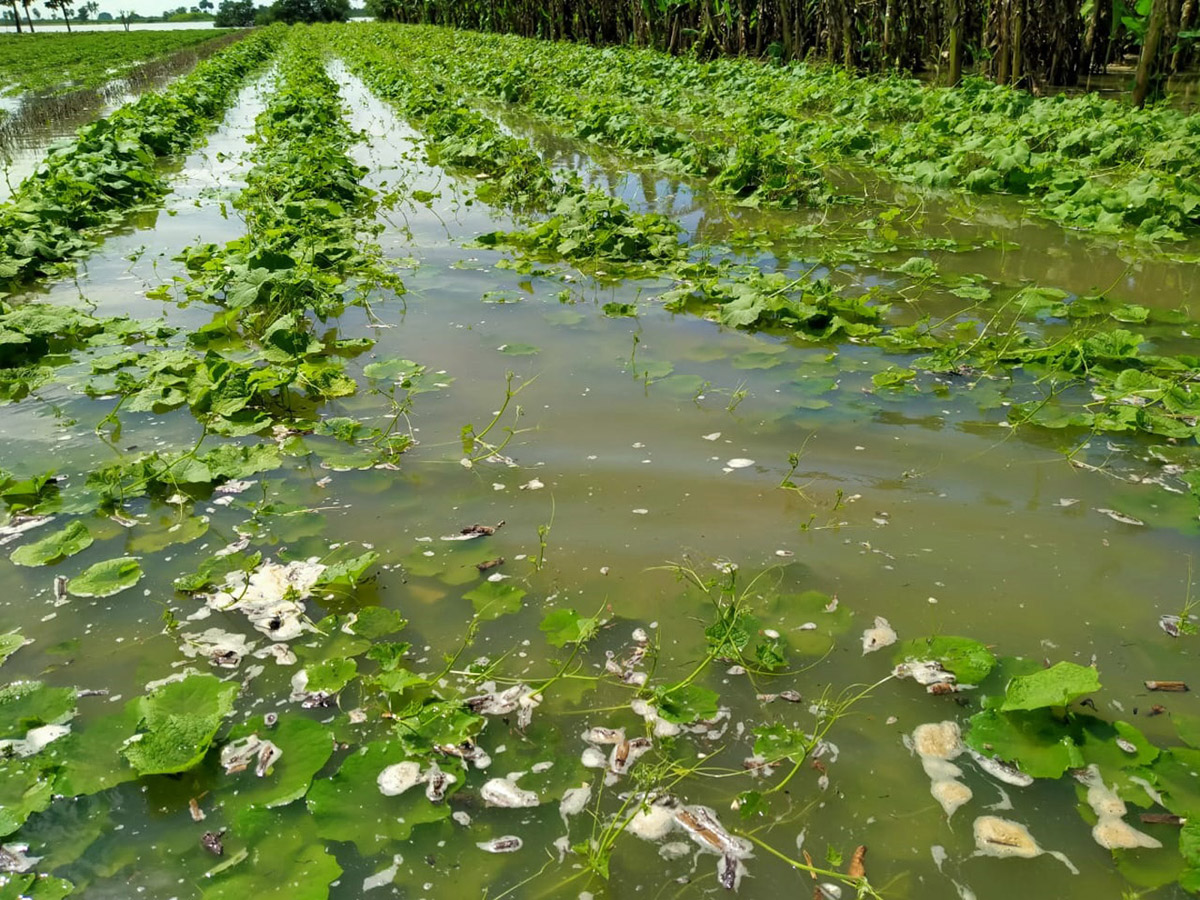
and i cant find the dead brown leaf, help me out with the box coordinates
[848,844,867,879]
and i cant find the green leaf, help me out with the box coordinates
[1078,717,1159,771]
[0,758,56,838]
[10,521,93,567]
[314,551,378,589]
[964,708,1082,778]
[463,581,526,620]
[754,722,810,763]
[0,632,28,668]
[307,740,453,854]
[497,343,540,356]
[299,658,357,696]
[654,684,720,724]
[1000,661,1101,711]
[345,606,407,639]
[539,609,600,647]
[894,635,996,684]
[51,702,142,797]
[121,674,239,775]
[220,715,334,818]
[0,681,76,739]
[202,807,341,900]
[66,557,143,598]
[127,513,208,554]
[363,357,422,381]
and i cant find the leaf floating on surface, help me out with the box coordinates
[9,521,93,567]
[66,557,143,599]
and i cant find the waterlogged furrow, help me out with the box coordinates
[350,24,831,212]
[333,26,1200,480]
[365,24,1200,243]
[0,26,283,295]
[332,30,687,271]
[0,30,419,900]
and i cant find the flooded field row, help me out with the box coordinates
[0,22,1199,900]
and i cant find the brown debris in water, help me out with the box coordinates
[1145,680,1189,692]
[847,845,867,879]
[475,557,504,572]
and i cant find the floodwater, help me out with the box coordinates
[0,31,243,200]
[2,28,1200,900]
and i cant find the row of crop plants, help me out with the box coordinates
[331,24,1200,458]
[0,29,423,899]
[0,26,284,294]
[362,24,1200,243]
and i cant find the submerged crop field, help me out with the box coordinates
[1,20,1200,900]
[0,30,233,100]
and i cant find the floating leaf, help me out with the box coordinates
[0,681,75,739]
[10,521,93,567]
[307,740,453,854]
[539,609,600,647]
[127,514,208,554]
[498,343,540,356]
[202,807,341,900]
[0,632,28,668]
[894,635,995,684]
[964,708,1082,779]
[463,581,526,620]
[314,551,378,588]
[654,684,720,724]
[1000,661,1101,711]
[220,715,334,819]
[363,358,422,381]
[121,674,239,775]
[66,557,143,599]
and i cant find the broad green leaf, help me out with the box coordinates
[307,740,453,854]
[754,722,810,763]
[774,590,853,656]
[203,807,341,900]
[1078,717,1159,771]
[52,702,142,797]
[539,608,600,647]
[0,632,28,668]
[498,343,540,356]
[314,551,378,588]
[964,708,1082,778]
[463,581,526,620]
[10,521,92,567]
[299,658,357,696]
[1000,661,1100,711]
[0,680,76,739]
[220,715,334,818]
[345,606,407,639]
[121,674,239,775]
[0,758,56,839]
[362,358,422,381]
[67,557,143,598]
[127,513,208,554]
[894,635,995,684]
[655,684,720,724]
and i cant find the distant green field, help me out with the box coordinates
[0,29,231,98]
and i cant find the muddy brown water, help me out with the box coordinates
[1,47,1199,900]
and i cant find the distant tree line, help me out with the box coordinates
[213,0,348,26]
[365,0,1199,100]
